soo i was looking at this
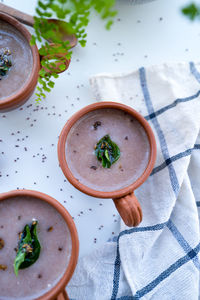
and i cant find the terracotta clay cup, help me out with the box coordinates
[58,102,157,227]
[0,12,70,112]
[0,189,79,300]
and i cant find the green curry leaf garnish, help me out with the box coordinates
[95,134,120,168]
[14,221,41,276]
[0,49,12,78]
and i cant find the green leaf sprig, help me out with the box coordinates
[0,48,12,78]
[95,134,120,168]
[14,220,41,276]
[182,3,200,20]
[31,0,117,103]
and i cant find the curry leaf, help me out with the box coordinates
[0,49,12,78]
[95,135,120,168]
[14,221,41,276]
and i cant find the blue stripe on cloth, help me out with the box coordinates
[145,90,200,121]
[190,62,200,83]
[133,243,200,299]
[110,222,168,299]
[116,297,135,300]
[167,220,200,270]
[151,144,200,175]
[111,243,121,300]
[196,201,200,207]
[118,222,168,239]
[139,67,180,197]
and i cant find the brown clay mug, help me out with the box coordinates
[58,102,157,227]
[0,189,79,300]
[0,12,70,112]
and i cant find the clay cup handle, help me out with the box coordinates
[113,192,142,227]
[0,3,34,27]
[55,290,69,300]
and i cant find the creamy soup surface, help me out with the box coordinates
[0,196,71,300]
[66,108,150,192]
[0,20,33,100]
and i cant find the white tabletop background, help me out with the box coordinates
[1,0,200,257]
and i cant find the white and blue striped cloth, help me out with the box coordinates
[67,62,200,300]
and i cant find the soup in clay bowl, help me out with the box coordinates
[0,189,79,300]
[58,102,157,227]
[0,12,70,112]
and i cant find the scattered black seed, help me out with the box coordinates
[76,133,79,136]
[130,119,134,123]
[73,150,77,153]
[47,226,53,232]
[17,216,21,220]
[125,136,128,140]
[38,274,42,279]
[58,247,63,251]
[93,121,101,130]
[0,226,3,229]
[14,247,18,252]
[90,166,97,170]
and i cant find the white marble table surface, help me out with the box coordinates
[1,0,200,257]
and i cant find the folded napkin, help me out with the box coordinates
[67,62,200,300]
